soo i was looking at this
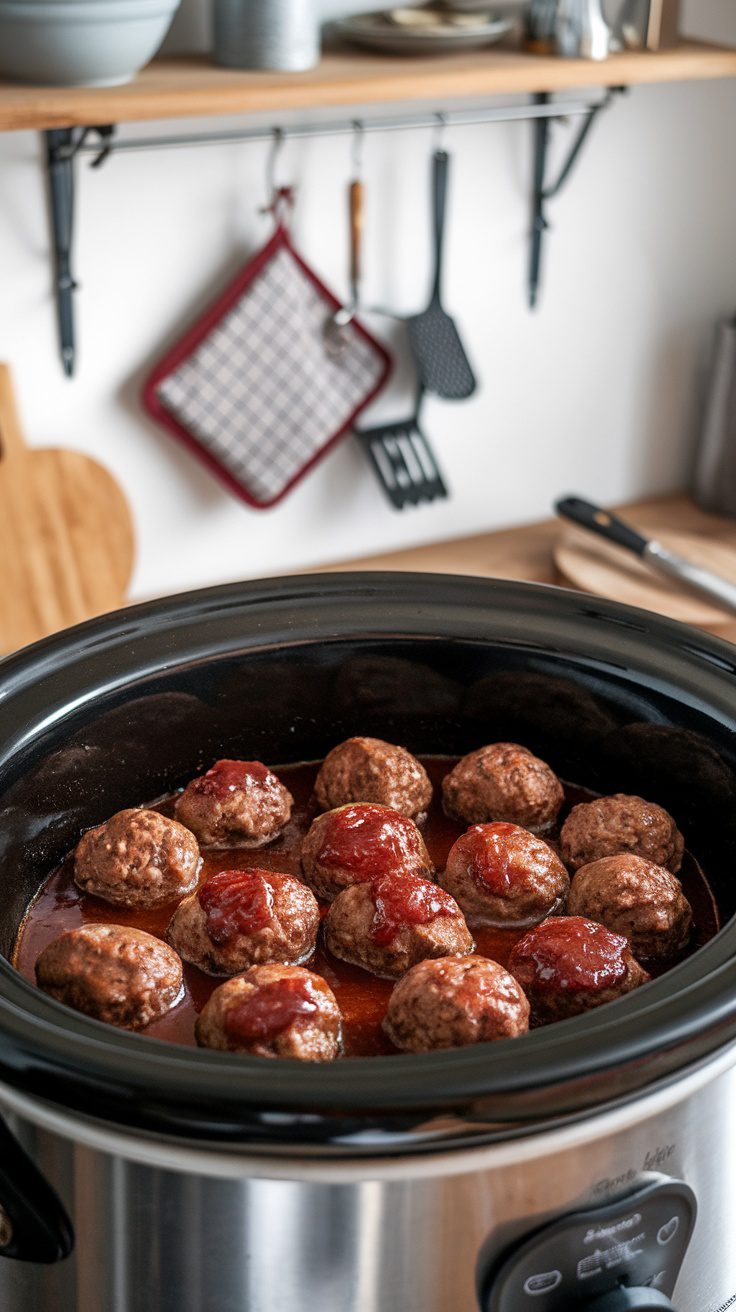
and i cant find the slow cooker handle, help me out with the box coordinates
[0,1114,74,1263]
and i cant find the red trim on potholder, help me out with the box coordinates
[142,221,392,510]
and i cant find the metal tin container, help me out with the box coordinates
[213,0,319,72]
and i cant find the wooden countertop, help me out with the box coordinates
[313,492,736,643]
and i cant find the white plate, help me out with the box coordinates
[335,10,512,54]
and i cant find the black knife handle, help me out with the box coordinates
[555,496,649,557]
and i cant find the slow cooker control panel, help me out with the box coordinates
[482,1178,695,1312]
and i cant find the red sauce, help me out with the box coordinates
[509,916,628,992]
[371,872,460,945]
[224,975,320,1044]
[189,759,272,798]
[198,870,274,946]
[11,759,720,1057]
[316,804,427,878]
[458,822,553,894]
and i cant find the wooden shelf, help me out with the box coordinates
[1,41,735,133]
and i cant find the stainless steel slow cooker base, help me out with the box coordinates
[1,1046,735,1312]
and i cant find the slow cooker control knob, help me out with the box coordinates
[586,1290,675,1310]
[480,1178,695,1312]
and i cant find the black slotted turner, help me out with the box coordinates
[355,387,448,509]
[407,148,477,401]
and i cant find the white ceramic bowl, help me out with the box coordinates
[0,0,181,86]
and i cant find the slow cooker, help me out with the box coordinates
[1,573,736,1312]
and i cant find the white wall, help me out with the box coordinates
[0,0,734,599]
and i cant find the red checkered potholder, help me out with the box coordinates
[143,199,391,509]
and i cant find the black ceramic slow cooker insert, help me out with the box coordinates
[1,573,736,1151]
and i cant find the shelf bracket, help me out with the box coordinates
[43,125,114,376]
[529,86,625,309]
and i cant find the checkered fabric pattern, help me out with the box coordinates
[155,245,386,504]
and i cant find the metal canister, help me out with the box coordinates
[693,318,736,519]
[527,0,611,60]
[213,0,320,72]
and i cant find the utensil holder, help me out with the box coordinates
[693,318,736,520]
[214,0,319,72]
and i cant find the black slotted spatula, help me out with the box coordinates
[406,148,477,401]
[355,387,448,509]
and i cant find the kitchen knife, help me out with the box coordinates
[555,495,736,617]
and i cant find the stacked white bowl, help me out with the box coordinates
[0,0,181,85]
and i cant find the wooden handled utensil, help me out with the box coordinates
[0,362,135,653]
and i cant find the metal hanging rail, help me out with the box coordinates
[43,88,623,375]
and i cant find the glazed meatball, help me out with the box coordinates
[508,916,649,1024]
[175,759,293,849]
[440,822,569,928]
[74,808,200,908]
[35,924,183,1030]
[324,872,473,979]
[195,964,342,1060]
[560,794,684,874]
[314,737,432,820]
[567,855,693,961]
[383,955,530,1053]
[167,868,320,976]
[442,744,564,833]
[301,803,433,902]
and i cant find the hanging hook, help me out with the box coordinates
[433,111,448,154]
[263,126,285,211]
[350,120,364,180]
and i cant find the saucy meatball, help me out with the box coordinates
[300,803,433,902]
[324,872,473,979]
[195,964,342,1060]
[440,822,569,928]
[383,955,530,1053]
[74,808,200,909]
[560,793,684,874]
[35,924,183,1030]
[174,759,293,849]
[314,736,432,820]
[442,744,563,833]
[167,868,320,976]
[567,855,693,961]
[508,916,649,1024]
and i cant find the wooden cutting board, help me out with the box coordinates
[0,363,135,653]
[554,523,736,627]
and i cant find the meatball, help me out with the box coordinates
[442,744,563,833]
[508,916,649,1024]
[300,803,433,902]
[440,822,569,928]
[167,868,319,976]
[462,672,617,750]
[324,872,473,979]
[567,855,693,961]
[334,655,460,720]
[195,964,342,1060]
[35,924,183,1030]
[74,808,200,909]
[383,955,530,1053]
[560,794,684,874]
[314,737,432,820]
[175,759,293,849]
